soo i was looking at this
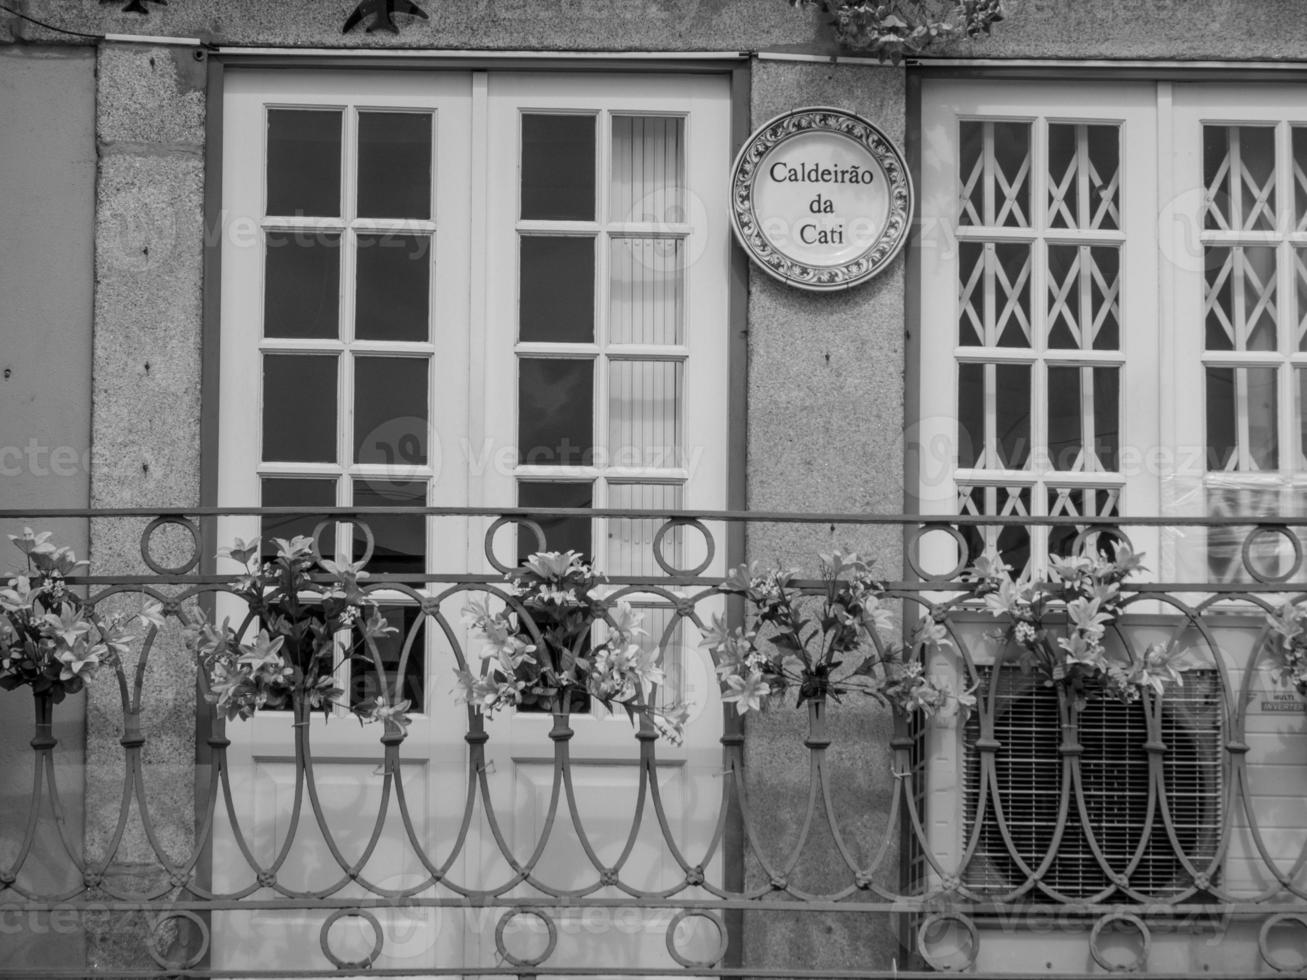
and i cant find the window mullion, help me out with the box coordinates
[1277,120,1299,477]
[1030,116,1051,571]
[595,108,613,570]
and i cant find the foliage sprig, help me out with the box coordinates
[705,551,968,716]
[186,536,407,729]
[0,529,162,703]
[967,547,1187,709]
[457,551,684,740]
[789,0,1004,62]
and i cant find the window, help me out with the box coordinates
[217,69,732,706]
[211,67,733,975]
[913,79,1307,915]
[918,80,1307,582]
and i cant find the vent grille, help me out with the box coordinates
[962,667,1224,898]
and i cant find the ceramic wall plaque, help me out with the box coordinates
[730,106,914,291]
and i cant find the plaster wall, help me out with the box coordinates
[0,45,95,972]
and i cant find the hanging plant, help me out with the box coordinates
[704,552,968,717]
[0,529,163,703]
[789,0,1005,63]
[967,548,1188,710]
[186,536,408,729]
[457,551,684,740]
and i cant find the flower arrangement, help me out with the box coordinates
[789,0,1004,62]
[703,552,967,716]
[0,529,163,703]
[457,551,683,738]
[967,547,1186,709]
[185,536,407,729]
[1266,600,1307,695]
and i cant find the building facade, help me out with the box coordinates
[4,1,1307,976]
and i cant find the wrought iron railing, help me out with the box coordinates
[2,508,1307,978]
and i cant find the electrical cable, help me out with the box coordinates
[0,2,106,40]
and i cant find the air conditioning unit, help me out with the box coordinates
[916,615,1307,975]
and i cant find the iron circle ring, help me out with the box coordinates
[146,910,209,971]
[1088,912,1151,973]
[494,908,557,968]
[320,909,384,970]
[308,520,342,567]
[1069,526,1135,561]
[1259,912,1307,972]
[484,517,547,574]
[652,518,715,577]
[140,516,202,576]
[664,910,729,969]
[906,523,970,582]
[916,912,979,972]
[1241,524,1303,584]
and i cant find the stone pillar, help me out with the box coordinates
[85,41,206,972]
[742,60,908,975]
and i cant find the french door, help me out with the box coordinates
[919,79,1307,583]
[215,67,731,975]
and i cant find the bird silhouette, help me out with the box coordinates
[342,0,430,34]
[101,0,167,13]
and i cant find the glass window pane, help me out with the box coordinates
[957,484,1031,575]
[1248,367,1280,471]
[262,355,337,462]
[958,241,984,346]
[267,109,341,218]
[994,121,1031,228]
[609,238,682,345]
[609,360,681,468]
[1047,365,1082,471]
[264,231,340,339]
[1299,367,1307,467]
[1046,244,1080,350]
[1206,487,1291,583]
[957,362,984,469]
[1207,366,1280,472]
[610,116,683,224]
[352,478,426,577]
[349,604,424,711]
[1201,246,1277,353]
[521,114,595,221]
[958,121,985,227]
[518,358,594,467]
[607,483,682,577]
[353,357,429,465]
[520,237,594,343]
[1296,127,1307,232]
[1092,367,1120,473]
[1205,125,1277,232]
[995,243,1033,349]
[1297,247,1307,352]
[1206,366,1237,471]
[260,478,337,562]
[1047,487,1120,560]
[518,481,592,561]
[355,234,430,342]
[1047,124,1120,231]
[996,363,1031,469]
[357,111,431,220]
